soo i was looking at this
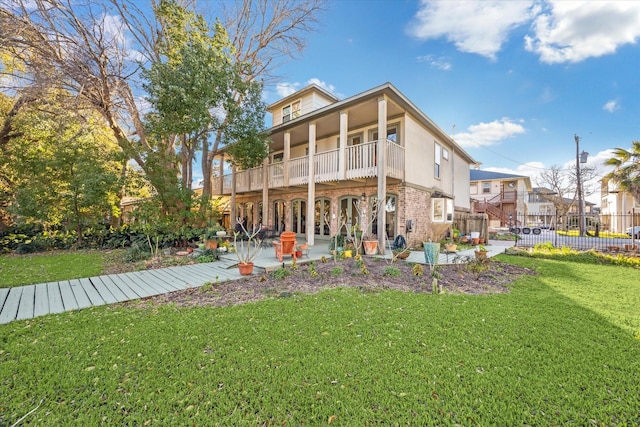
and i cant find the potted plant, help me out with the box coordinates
[328,234,346,254]
[474,244,488,259]
[203,228,221,250]
[362,234,378,255]
[234,222,262,276]
[392,247,410,260]
[443,239,457,253]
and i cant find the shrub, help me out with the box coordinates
[383,266,402,277]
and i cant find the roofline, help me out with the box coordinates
[267,83,339,110]
[269,82,478,165]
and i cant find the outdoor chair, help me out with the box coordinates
[273,231,297,262]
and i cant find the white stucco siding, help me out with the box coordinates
[403,114,437,188]
[452,151,471,210]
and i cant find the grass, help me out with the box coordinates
[1,255,639,425]
[0,251,108,288]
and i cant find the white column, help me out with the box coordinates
[339,111,348,179]
[230,164,237,229]
[307,122,316,246]
[262,157,269,227]
[283,131,291,186]
[377,96,387,252]
[219,154,225,194]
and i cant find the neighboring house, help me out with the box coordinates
[210,82,478,248]
[527,187,557,228]
[600,178,639,233]
[469,170,532,228]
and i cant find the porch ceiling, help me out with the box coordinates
[268,96,405,152]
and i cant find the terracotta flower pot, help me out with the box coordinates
[363,240,378,255]
[238,262,254,276]
[475,250,487,260]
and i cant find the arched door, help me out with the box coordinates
[291,199,306,235]
[339,196,360,235]
[314,198,331,237]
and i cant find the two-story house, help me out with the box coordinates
[600,178,638,233]
[211,83,478,249]
[470,170,532,228]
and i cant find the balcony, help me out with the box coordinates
[213,139,404,195]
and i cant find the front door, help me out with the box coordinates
[291,199,306,235]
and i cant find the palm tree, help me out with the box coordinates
[604,141,640,204]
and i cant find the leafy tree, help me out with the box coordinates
[604,141,640,204]
[7,92,122,242]
[0,0,324,225]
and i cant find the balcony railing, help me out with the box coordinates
[212,139,404,195]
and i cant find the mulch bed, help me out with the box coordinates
[123,256,537,309]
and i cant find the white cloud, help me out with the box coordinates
[275,79,342,99]
[525,1,640,64]
[407,0,538,60]
[455,118,526,148]
[416,55,452,70]
[408,1,640,64]
[603,99,620,113]
[276,82,300,98]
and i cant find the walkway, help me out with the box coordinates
[0,240,513,325]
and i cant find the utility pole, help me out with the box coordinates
[574,134,588,236]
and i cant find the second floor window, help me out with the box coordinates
[435,143,441,178]
[282,100,301,123]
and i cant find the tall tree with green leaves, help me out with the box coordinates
[144,0,270,220]
[7,91,122,241]
[0,0,325,221]
[604,141,640,204]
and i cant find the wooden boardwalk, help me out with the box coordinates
[0,257,242,325]
[0,241,511,325]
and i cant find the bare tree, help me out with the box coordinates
[535,164,599,217]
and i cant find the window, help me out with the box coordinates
[435,143,441,178]
[443,148,449,160]
[282,100,301,123]
[282,105,291,123]
[482,182,491,193]
[272,152,283,163]
[470,183,478,195]
[371,124,399,144]
[432,198,454,223]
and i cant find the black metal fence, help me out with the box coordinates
[502,212,640,252]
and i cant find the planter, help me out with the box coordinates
[363,240,379,255]
[460,236,469,244]
[478,237,485,244]
[423,242,440,265]
[471,238,480,245]
[475,250,487,260]
[445,244,457,253]
[470,231,480,239]
[206,240,218,250]
[607,246,620,253]
[295,250,303,258]
[624,244,638,251]
[238,262,254,276]
[393,250,410,259]
[216,231,227,237]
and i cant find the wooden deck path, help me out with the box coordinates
[0,257,242,325]
[0,241,512,325]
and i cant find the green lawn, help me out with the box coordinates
[0,251,109,287]
[1,256,639,425]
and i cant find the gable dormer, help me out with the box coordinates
[267,83,339,127]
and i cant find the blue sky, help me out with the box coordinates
[260,0,640,205]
